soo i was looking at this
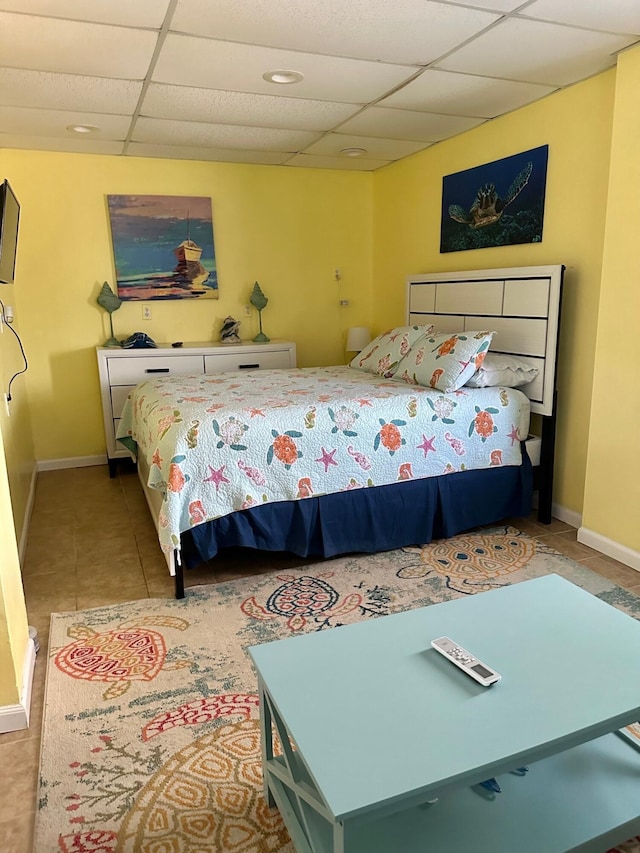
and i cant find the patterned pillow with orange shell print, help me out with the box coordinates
[349,324,433,377]
[392,330,495,393]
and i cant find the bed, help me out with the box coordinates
[117,264,564,598]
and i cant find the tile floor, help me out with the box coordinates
[2,464,640,852]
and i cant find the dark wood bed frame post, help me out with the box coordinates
[537,268,564,525]
[174,551,185,599]
[537,391,558,525]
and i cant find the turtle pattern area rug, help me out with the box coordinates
[36,526,640,853]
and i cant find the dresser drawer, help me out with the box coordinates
[107,354,204,385]
[204,349,292,373]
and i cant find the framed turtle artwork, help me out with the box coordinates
[440,145,548,253]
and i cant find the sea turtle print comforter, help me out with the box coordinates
[116,366,530,555]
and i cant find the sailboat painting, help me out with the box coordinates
[107,194,218,300]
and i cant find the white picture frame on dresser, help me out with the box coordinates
[96,340,297,477]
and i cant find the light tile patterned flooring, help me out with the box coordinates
[2,464,640,852]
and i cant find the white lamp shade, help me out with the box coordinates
[346,326,372,353]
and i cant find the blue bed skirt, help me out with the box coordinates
[182,449,533,569]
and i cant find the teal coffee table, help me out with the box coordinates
[249,575,640,852]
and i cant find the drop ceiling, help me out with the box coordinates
[0,0,638,171]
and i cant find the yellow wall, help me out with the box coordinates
[0,152,373,462]
[0,276,33,706]
[0,423,30,706]
[372,70,616,520]
[582,47,640,550]
[0,274,35,542]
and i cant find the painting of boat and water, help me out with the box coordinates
[107,194,218,300]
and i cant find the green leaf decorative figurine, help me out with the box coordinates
[250,281,270,342]
[97,280,122,347]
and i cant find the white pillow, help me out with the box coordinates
[465,353,539,388]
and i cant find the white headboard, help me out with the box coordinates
[406,265,564,417]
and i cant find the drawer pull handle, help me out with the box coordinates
[145,368,170,374]
[239,363,260,369]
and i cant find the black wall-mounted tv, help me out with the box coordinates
[0,179,20,284]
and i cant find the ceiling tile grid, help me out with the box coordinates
[169,0,501,65]
[0,0,638,171]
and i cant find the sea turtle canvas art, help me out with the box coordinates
[440,145,548,253]
[448,161,533,229]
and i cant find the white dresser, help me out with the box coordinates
[96,340,297,476]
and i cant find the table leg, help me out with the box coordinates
[257,680,338,850]
[258,678,276,807]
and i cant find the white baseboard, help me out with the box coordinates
[551,503,582,530]
[18,463,37,564]
[531,496,583,530]
[0,637,36,734]
[37,454,107,472]
[546,504,640,574]
[577,527,640,574]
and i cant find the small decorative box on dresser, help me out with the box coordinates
[96,340,297,476]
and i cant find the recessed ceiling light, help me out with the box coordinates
[340,147,367,157]
[262,69,304,85]
[66,124,100,134]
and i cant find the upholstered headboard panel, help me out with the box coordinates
[406,265,564,417]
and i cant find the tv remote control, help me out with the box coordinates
[431,636,501,687]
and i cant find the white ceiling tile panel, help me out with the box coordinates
[442,0,522,9]
[0,0,171,28]
[0,12,158,78]
[338,107,484,143]
[0,133,124,155]
[153,35,419,103]
[132,117,320,151]
[141,84,360,131]
[126,142,290,164]
[285,153,390,171]
[170,0,500,66]
[436,18,636,86]
[521,0,640,36]
[0,69,143,113]
[304,133,430,160]
[380,69,556,119]
[0,106,131,138]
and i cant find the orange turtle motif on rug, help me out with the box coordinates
[54,616,191,699]
[397,531,538,594]
[57,694,288,853]
[116,718,289,852]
